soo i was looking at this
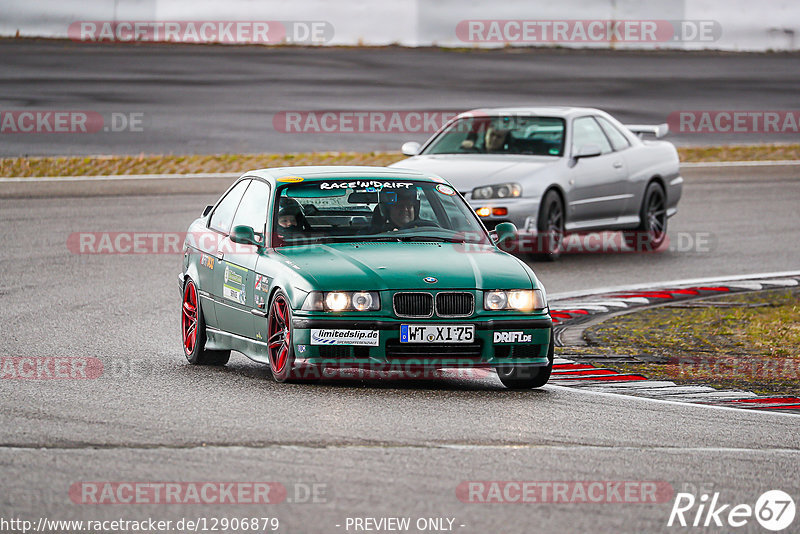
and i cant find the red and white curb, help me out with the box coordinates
[548,272,800,414]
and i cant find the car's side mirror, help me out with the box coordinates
[203,205,213,217]
[230,225,261,247]
[401,141,421,156]
[494,222,518,246]
[573,144,602,159]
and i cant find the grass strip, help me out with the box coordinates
[3,144,800,178]
[559,288,800,396]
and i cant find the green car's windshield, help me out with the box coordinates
[272,179,492,247]
[421,115,565,156]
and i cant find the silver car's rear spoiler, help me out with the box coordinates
[625,123,669,138]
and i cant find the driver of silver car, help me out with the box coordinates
[484,126,508,152]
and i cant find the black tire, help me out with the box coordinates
[624,182,668,252]
[533,190,564,261]
[495,333,554,389]
[182,279,230,366]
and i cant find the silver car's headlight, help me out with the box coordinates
[472,183,522,200]
[301,291,381,311]
[483,289,546,312]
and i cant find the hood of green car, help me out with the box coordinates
[277,242,534,291]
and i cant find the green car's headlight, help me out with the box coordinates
[472,183,522,200]
[302,291,381,312]
[483,289,546,312]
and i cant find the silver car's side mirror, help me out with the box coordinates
[401,141,421,156]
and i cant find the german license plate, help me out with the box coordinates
[400,324,475,343]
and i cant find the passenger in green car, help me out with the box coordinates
[276,198,310,237]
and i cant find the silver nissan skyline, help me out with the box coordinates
[391,107,682,260]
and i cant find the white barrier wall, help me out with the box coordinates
[1,0,797,51]
[685,0,798,50]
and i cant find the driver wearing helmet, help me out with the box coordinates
[369,187,432,232]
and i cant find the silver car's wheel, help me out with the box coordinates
[624,182,667,251]
[533,190,564,261]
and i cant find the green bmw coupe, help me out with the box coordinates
[179,166,553,388]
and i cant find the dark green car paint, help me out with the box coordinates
[180,166,552,374]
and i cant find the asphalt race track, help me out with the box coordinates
[1,163,799,532]
[2,40,800,533]
[2,40,800,156]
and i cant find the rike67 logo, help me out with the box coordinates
[668,490,795,531]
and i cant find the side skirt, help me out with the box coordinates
[205,327,270,365]
[565,215,641,232]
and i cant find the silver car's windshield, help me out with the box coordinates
[422,116,565,156]
[272,179,492,247]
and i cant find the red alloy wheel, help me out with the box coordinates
[182,281,198,356]
[268,294,292,373]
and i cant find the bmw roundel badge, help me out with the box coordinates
[423,277,438,284]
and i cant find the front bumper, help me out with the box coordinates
[290,315,552,368]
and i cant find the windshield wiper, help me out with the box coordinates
[313,235,402,244]
[396,235,466,243]
[306,235,476,245]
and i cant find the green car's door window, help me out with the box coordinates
[209,180,249,234]
[213,179,269,340]
[231,180,271,240]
